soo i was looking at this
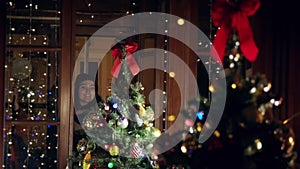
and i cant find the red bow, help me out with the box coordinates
[111,41,140,78]
[211,0,260,64]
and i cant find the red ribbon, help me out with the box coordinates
[211,0,260,64]
[111,41,140,78]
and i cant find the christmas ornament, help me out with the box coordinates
[211,0,260,64]
[108,162,114,168]
[104,104,110,110]
[138,104,155,122]
[117,117,129,128]
[135,114,143,126]
[112,103,118,109]
[76,138,96,156]
[152,128,161,137]
[83,111,102,130]
[146,143,153,150]
[75,138,95,168]
[130,143,143,158]
[77,138,88,154]
[185,118,194,127]
[104,144,110,150]
[139,105,147,118]
[109,143,120,156]
[196,111,204,120]
[86,140,96,152]
[111,41,140,77]
[83,151,92,169]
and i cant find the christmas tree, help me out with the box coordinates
[69,41,160,169]
[160,0,297,168]
[162,35,297,169]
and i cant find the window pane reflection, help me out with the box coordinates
[4,51,59,121]
[4,124,58,168]
[4,0,61,168]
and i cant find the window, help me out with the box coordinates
[2,0,61,168]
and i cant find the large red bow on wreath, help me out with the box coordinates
[211,0,260,64]
[111,41,140,78]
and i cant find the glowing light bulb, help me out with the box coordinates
[181,145,187,153]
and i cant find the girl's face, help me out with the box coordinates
[78,80,95,106]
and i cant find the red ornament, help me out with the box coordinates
[185,118,194,127]
[211,0,260,64]
[111,41,140,78]
[130,143,143,158]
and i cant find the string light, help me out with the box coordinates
[207,0,215,102]
[86,0,95,19]
[162,12,169,132]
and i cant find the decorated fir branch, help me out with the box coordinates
[69,137,152,169]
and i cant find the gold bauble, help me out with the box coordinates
[109,144,120,156]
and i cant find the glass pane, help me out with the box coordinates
[3,124,58,168]
[4,0,61,168]
[7,0,61,11]
[6,0,61,47]
[4,51,59,121]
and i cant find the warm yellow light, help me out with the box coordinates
[197,126,202,132]
[289,136,295,146]
[169,72,175,78]
[209,85,215,92]
[263,83,272,92]
[214,130,220,138]
[255,139,262,150]
[231,83,237,89]
[250,87,257,93]
[234,53,240,61]
[153,128,161,137]
[145,126,151,131]
[177,18,185,25]
[168,115,176,122]
[181,145,187,153]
